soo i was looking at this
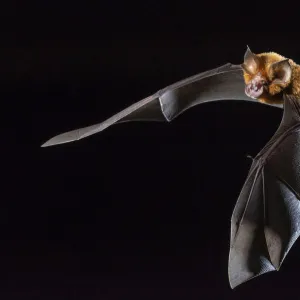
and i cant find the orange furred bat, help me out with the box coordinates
[242,48,300,104]
[42,47,300,289]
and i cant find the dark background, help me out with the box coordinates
[9,1,300,299]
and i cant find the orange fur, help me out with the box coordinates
[243,52,300,104]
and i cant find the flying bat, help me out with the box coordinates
[41,47,300,289]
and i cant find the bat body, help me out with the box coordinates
[42,48,300,289]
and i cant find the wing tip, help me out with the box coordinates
[228,265,277,289]
[40,134,76,148]
[40,142,49,148]
[40,138,68,148]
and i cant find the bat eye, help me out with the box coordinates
[261,80,267,86]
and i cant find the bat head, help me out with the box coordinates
[241,46,292,101]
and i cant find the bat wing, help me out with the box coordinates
[229,94,300,288]
[41,63,283,147]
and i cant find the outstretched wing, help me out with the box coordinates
[41,63,283,147]
[229,95,300,288]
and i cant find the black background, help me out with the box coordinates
[10,1,300,299]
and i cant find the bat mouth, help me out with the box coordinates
[245,81,265,99]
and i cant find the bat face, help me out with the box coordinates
[242,47,293,104]
[244,71,266,99]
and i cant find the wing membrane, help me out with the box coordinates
[229,95,300,288]
[42,64,283,147]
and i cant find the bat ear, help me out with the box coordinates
[270,59,292,85]
[242,46,260,75]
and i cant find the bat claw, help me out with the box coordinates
[246,154,254,161]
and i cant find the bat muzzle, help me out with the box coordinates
[244,72,268,99]
[245,81,264,99]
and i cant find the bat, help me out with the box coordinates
[41,47,300,289]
